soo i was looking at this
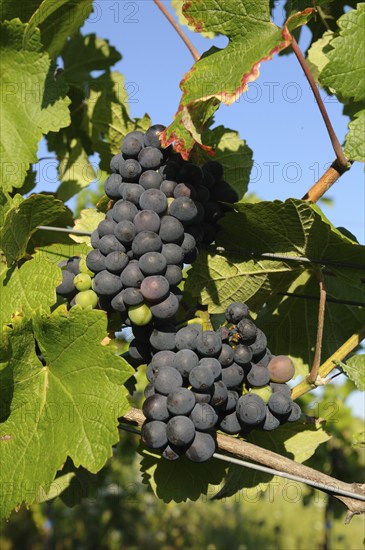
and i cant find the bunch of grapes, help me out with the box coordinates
[141,301,301,463]
[56,255,99,309]
[56,124,238,322]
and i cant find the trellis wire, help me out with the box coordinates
[117,423,365,503]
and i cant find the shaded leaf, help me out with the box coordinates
[70,208,105,245]
[344,109,365,163]
[337,355,365,391]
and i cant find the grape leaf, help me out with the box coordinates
[214,419,331,499]
[70,208,105,245]
[34,242,90,268]
[0,20,70,192]
[171,0,215,38]
[34,472,76,504]
[56,139,97,202]
[306,30,333,84]
[160,2,314,157]
[320,4,365,103]
[0,306,133,518]
[62,33,122,87]
[0,255,61,329]
[192,125,254,199]
[344,109,365,163]
[0,194,67,264]
[337,355,365,391]
[140,447,226,503]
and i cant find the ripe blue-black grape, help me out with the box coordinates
[56,270,75,296]
[167,388,196,416]
[161,243,184,265]
[173,349,199,378]
[219,390,239,412]
[93,270,123,296]
[149,326,176,351]
[270,382,292,398]
[237,318,257,343]
[185,431,216,463]
[236,394,266,426]
[121,136,143,159]
[144,124,165,148]
[154,366,183,395]
[150,292,179,320]
[142,394,170,421]
[166,416,195,447]
[126,130,145,147]
[138,252,167,276]
[196,330,222,357]
[169,197,198,224]
[139,188,167,215]
[212,182,238,203]
[199,357,222,380]
[195,185,210,204]
[221,363,245,389]
[104,173,123,198]
[164,265,183,286]
[246,364,271,387]
[173,182,196,200]
[177,163,203,186]
[193,390,212,404]
[121,287,144,306]
[120,262,144,288]
[98,219,116,237]
[159,216,184,244]
[139,170,163,190]
[249,329,268,358]
[128,339,151,363]
[189,403,218,430]
[105,251,129,274]
[66,256,80,275]
[132,231,162,257]
[262,408,281,431]
[112,200,138,223]
[110,291,126,313]
[142,421,168,449]
[175,324,202,351]
[120,159,142,182]
[98,234,125,255]
[110,154,124,175]
[150,350,176,368]
[288,402,301,422]
[140,275,169,302]
[233,344,253,365]
[219,411,241,435]
[160,179,176,197]
[122,183,144,205]
[133,210,161,233]
[218,344,234,366]
[189,365,215,391]
[253,349,272,367]
[268,393,293,416]
[144,383,155,399]
[203,160,223,183]
[138,147,163,170]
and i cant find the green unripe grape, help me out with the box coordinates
[128,303,152,326]
[250,385,272,404]
[75,290,98,309]
[79,257,94,277]
[74,273,92,291]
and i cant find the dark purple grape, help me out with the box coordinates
[246,364,271,387]
[218,344,234,367]
[86,249,106,273]
[120,159,142,182]
[121,183,144,205]
[161,243,184,265]
[121,287,144,306]
[268,393,293,417]
[143,394,170,421]
[138,147,163,170]
[110,291,126,313]
[56,270,75,297]
[139,170,163,190]
[98,234,125,255]
[166,416,195,447]
[122,136,143,159]
[221,363,244,389]
[196,331,222,358]
[159,216,184,244]
[133,210,161,233]
[237,318,257,343]
[149,326,176,351]
[233,344,253,365]
[167,388,196,416]
[189,365,215,391]
[124,130,145,147]
[105,251,129,274]
[144,383,155,398]
[169,197,198,224]
[175,324,202,351]
[249,329,268,358]
[164,265,183,286]
[172,349,198,379]
[288,402,301,422]
[144,125,165,148]
[202,161,223,183]
[93,270,122,296]
[98,219,116,237]
[150,350,175,370]
[154,366,183,395]
[219,411,241,435]
[236,394,266,426]
[190,403,218,430]
[142,420,167,449]
[128,339,151,364]
[185,431,216,462]
[160,179,176,197]
[177,163,203,186]
[104,173,123,198]
[195,185,210,204]
[120,262,144,288]
[139,189,167,215]
[225,302,249,324]
[173,182,196,199]
[270,382,292,398]
[112,200,138,223]
[110,153,124,175]
[138,251,167,276]
[199,357,222,380]
[140,275,170,302]
[262,408,281,431]
[150,292,179,320]
[132,231,162,258]
[219,390,239,412]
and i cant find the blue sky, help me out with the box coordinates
[36,1,364,417]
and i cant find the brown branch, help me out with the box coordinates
[307,269,326,384]
[153,0,200,62]
[292,325,365,400]
[291,37,349,170]
[302,160,352,202]
[123,407,365,519]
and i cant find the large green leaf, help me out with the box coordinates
[0,306,133,518]
[320,4,365,103]
[161,1,314,157]
[56,140,96,202]
[140,448,226,503]
[0,255,61,328]
[0,20,70,192]
[214,419,331,499]
[344,109,365,163]
[0,194,67,264]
